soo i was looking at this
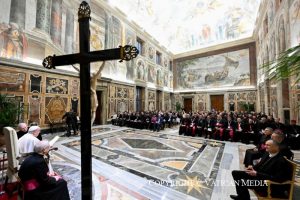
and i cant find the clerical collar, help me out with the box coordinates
[269,152,278,157]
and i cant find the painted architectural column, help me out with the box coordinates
[36,0,52,33]
[64,9,74,53]
[50,0,62,45]
[9,0,26,28]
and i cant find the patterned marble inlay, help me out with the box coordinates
[62,129,225,199]
[160,160,188,170]
[121,138,176,150]
[189,145,220,177]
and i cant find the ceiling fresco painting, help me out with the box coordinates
[108,0,261,54]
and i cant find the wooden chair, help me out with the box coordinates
[253,158,297,200]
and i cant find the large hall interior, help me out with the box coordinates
[0,0,300,199]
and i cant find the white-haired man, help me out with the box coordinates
[18,140,70,200]
[18,126,41,162]
[17,123,28,139]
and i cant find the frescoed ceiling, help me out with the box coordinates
[107,0,261,54]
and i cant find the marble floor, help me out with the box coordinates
[44,125,300,200]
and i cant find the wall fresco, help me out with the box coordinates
[290,0,300,46]
[0,22,27,60]
[125,28,136,81]
[136,58,146,81]
[147,65,156,83]
[176,48,250,90]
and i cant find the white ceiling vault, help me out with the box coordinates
[107,0,261,54]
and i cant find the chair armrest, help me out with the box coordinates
[264,180,293,198]
[265,180,292,185]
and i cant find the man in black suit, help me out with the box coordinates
[231,139,290,200]
[62,109,78,137]
[286,120,300,149]
[19,140,70,200]
[243,127,273,167]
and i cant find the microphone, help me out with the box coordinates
[49,147,58,152]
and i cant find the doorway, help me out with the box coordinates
[156,90,162,111]
[136,86,145,112]
[94,91,102,125]
[184,98,192,113]
[210,95,224,111]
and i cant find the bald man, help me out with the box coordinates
[17,123,28,139]
[231,139,290,200]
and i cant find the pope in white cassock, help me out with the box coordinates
[18,126,41,162]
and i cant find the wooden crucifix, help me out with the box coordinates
[42,2,138,200]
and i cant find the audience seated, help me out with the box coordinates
[286,119,300,150]
[243,127,273,167]
[18,140,70,200]
[111,109,300,151]
[231,139,291,200]
[271,129,294,160]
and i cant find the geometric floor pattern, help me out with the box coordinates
[62,129,224,199]
[46,125,300,200]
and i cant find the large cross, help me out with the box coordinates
[42,2,138,200]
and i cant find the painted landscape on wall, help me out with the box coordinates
[176,48,250,90]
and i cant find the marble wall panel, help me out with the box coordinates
[71,79,79,96]
[0,70,25,92]
[28,95,41,125]
[45,96,67,124]
[46,77,68,94]
[30,74,42,93]
[108,84,135,117]
[71,97,78,113]
[148,90,156,111]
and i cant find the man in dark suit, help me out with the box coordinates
[231,139,290,200]
[243,127,273,167]
[286,120,300,149]
[18,140,70,200]
[62,109,78,137]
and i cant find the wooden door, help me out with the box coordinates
[184,98,192,113]
[210,95,224,111]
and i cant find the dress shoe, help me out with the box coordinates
[229,195,239,200]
